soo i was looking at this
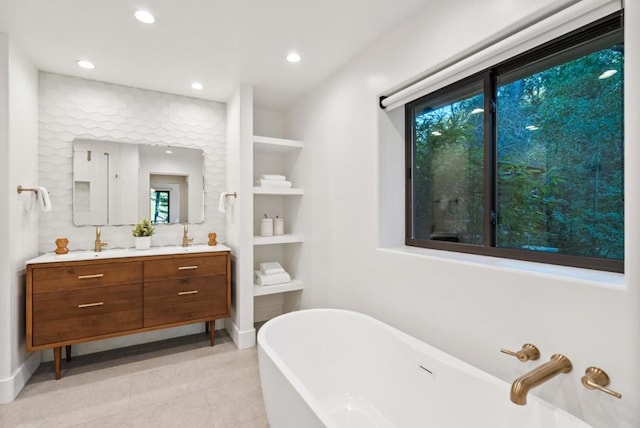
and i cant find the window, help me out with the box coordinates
[150,190,170,223]
[406,14,624,272]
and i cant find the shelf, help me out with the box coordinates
[254,135,304,154]
[253,279,304,296]
[253,234,304,245]
[253,187,304,195]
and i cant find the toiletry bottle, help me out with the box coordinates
[260,214,273,237]
[274,216,284,236]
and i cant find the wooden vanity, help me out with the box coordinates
[26,246,231,379]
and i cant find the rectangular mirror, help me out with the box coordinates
[72,139,205,226]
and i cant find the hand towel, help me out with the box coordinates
[260,174,286,181]
[218,192,234,213]
[37,186,52,212]
[255,179,292,188]
[255,270,291,286]
[259,261,285,275]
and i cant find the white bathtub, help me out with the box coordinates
[257,308,591,428]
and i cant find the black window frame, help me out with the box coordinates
[405,12,624,273]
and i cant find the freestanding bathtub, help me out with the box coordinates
[257,308,591,428]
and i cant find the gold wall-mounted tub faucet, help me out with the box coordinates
[510,353,572,405]
[94,226,108,252]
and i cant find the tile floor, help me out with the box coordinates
[0,331,269,428]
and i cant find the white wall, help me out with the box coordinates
[225,84,256,349]
[284,2,639,427]
[0,34,40,404]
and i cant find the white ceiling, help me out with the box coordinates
[3,0,429,110]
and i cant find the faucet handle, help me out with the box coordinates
[581,367,622,399]
[500,343,540,362]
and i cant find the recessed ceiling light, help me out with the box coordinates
[134,10,155,24]
[598,69,617,80]
[191,82,204,90]
[470,108,484,115]
[165,150,173,154]
[76,59,95,70]
[431,131,442,136]
[286,52,301,63]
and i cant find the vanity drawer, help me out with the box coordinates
[31,261,143,294]
[144,275,229,327]
[32,283,143,346]
[143,254,227,282]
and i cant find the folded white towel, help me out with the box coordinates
[260,174,286,181]
[37,186,52,212]
[255,270,291,286]
[255,179,292,188]
[259,261,285,275]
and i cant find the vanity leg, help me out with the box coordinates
[205,321,209,336]
[65,345,72,362]
[54,347,62,380]
[209,321,215,346]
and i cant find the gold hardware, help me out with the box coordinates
[17,185,38,194]
[581,367,622,399]
[510,354,572,405]
[178,290,198,296]
[78,302,104,308]
[182,224,194,247]
[500,344,540,362]
[225,192,237,198]
[94,226,108,252]
[77,273,104,279]
[178,266,198,270]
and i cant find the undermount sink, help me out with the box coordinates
[27,244,231,265]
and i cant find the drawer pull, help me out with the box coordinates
[77,274,104,279]
[178,290,199,296]
[178,266,198,270]
[78,302,104,308]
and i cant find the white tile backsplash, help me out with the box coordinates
[38,72,227,253]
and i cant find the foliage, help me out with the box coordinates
[132,218,155,237]
[411,42,624,260]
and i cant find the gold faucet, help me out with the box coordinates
[94,226,108,252]
[581,367,622,399]
[182,224,193,247]
[510,354,572,405]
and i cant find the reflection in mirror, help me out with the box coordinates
[72,139,205,226]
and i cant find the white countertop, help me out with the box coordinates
[26,244,232,265]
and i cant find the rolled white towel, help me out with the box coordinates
[255,270,291,286]
[260,174,286,181]
[259,261,285,275]
[255,179,292,188]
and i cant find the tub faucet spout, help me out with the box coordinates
[510,354,572,405]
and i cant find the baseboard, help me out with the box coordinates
[0,352,41,404]
[225,319,256,349]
